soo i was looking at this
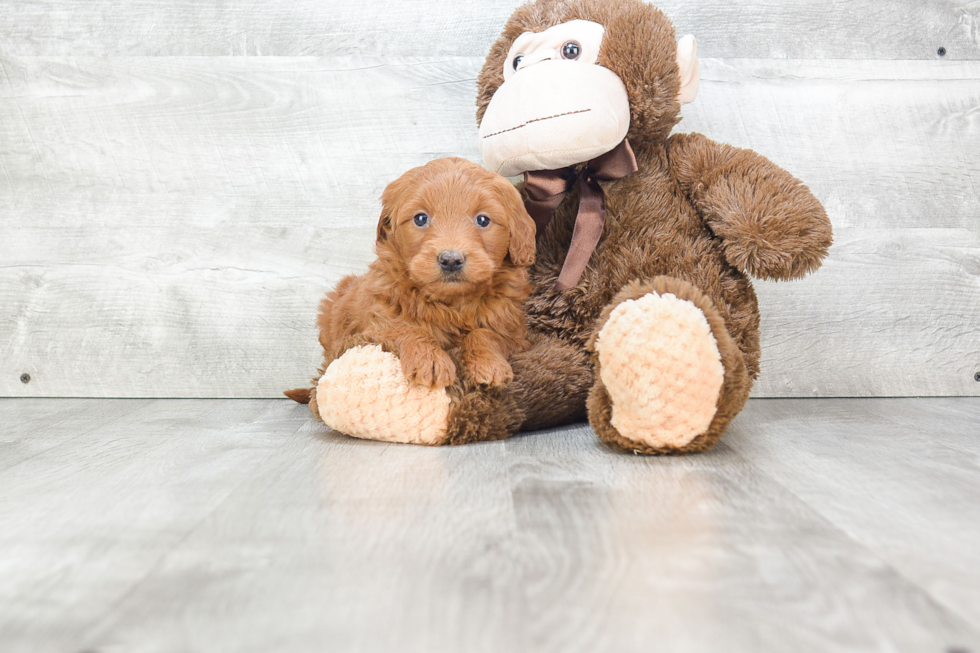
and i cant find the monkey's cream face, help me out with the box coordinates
[479,20,631,177]
[479,19,701,178]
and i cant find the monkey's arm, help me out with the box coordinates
[666,132,832,281]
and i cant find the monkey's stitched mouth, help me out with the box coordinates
[482,108,592,139]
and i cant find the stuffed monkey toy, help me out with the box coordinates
[305,0,832,454]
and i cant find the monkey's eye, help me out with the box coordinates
[512,55,524,71]
[475,214,491,228]
[562,41,581,59]
[413,213,429,227]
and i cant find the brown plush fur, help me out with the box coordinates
[441,0,831,453]
[287,157,537,408]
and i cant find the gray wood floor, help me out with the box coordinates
[1,398,978,653]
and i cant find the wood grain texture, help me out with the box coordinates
[0,399,298,651]
[0,398,151,471]
[1,56,977,397]
[84,419,525,653]
[1,397,979,652]
[726,398,980,629]
[2,0,978,59]
[753,227,980,397]
[507,425,980,652]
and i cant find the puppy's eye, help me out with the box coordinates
[512,55,524,71]
[413,213,429,227]
[475,214,491,228]
[562,42,581,59]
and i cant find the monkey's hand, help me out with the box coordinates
[667,132,832,281]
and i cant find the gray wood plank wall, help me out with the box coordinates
[1,1,978,398]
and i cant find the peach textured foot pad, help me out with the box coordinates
[595,292,725,449]
[316,345,451,446]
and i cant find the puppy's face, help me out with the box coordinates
[376,157,535,300]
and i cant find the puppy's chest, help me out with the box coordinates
[430,314,484,349]
[410,293,518,348]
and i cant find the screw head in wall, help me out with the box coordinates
[20,373,31,384]
[938,46,947,57]
[975,372,980,382]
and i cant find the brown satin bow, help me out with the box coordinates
[523,139,638,291]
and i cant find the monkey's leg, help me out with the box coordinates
[313,344,454,445]
[309,332,592,446]
[587,276,752,454]
[442,330,594,444]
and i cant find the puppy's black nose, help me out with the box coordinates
[437,250,466,273]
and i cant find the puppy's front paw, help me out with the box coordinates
[465,354,514,388]
[401,346,457,388]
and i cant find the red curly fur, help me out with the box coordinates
[285,157,536,406]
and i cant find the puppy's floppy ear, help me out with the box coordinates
[377,170,413,244]
[498,179,535,266]
[376,212,392,243]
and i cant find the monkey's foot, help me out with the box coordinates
[589,279,737,454]
[316,345,451,445]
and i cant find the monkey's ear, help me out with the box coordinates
[504,184,536,267]
[676,35,700,105]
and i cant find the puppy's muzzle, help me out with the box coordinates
[437,250,466,274]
